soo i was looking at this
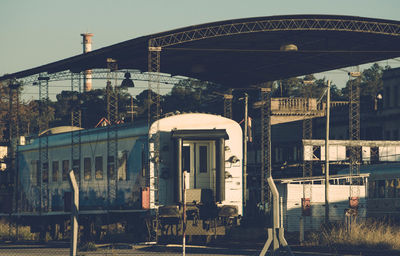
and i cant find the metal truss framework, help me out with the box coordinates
[8,82,20,213]
[260,87,272,212]
[106,59,119,208]
[223,90,233,119]
[302,89,313,202]
[70,73,82,186]
[18,69,188,86]
[148,46,161,208]
[302,91,313,178]
[348,72,361,197]
[38,76,49,212]
[149,18,400,48]
[145,16,400,215]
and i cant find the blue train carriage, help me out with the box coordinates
[16,123,150,239]
[148,113,243,239]
[15,113,243,240]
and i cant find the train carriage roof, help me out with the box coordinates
[2,15,400,87]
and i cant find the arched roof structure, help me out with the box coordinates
[2,14,400,87]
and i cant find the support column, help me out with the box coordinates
[148,42,161,207]
[8,80,21,214]
[70,72,82,187]
[325,80,331,223]
[260,87,272,212]
[38,75,50,212]
[302,85,313,218]
[348,70,361,200]
[106,59,118,208]
[175,138,183,203]
[223,89,233,119]
[243,93,248,213]
[216,138,226,202]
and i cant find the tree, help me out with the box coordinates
[162,80,225,115]
[341,63,388,110]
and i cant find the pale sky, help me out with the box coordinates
[1,0,400,99]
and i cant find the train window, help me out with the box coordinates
[118,151,127,181]
[369,181,376,198]
[387,179,396,198]
[30,160,36,184]
[108,156,115,180]
[35,161,40,185]
[52,161,59,182]
[72,160,80,181]
[84,158,92,181]
[62,160,69,181]
[199,145,208,173]
[377,180,386,198]
[95,157,103,180]
[42,162,49,183]
[183,146,190,173]
[141,147,146,177]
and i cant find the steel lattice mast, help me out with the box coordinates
[348,69,361,199]
[106,59,119,208]
[70,72,82,187]
[260,87,272,212]
[38,75,49,212]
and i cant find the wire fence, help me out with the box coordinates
[0,210,371,256]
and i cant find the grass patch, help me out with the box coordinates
[306,219,400,251]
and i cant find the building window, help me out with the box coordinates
[84,158,91,181]
[384,86,390,108]
[52,161,59,182]
[95,156,103,180]
[62,160,69,181]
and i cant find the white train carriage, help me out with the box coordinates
[14,113,243,238]
[276,175,368,232]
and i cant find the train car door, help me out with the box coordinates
[182,141,214,190]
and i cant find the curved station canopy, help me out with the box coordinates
[2,14,400,87]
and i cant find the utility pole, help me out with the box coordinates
[69,170,79,256]
[325,80,331,223]
[243,93,248,214]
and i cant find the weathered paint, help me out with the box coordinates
[278,181,366,232]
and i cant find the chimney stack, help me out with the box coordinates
[81,33,94,91]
